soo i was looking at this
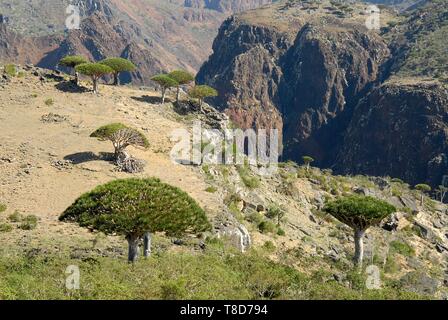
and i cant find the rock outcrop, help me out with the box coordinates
[197,0,448,187]
[335,80,448,186]
[197,1,390,164]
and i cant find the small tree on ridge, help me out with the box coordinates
[58,55,88,85]
[100,57,136,85]
[168,70,194,103]
[189,85,218,110]
[151,74,178,104]
[75,63,113,94]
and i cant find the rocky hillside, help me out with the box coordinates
[197,0,448,187]
[0,66,447,298]
[0,0,279,85]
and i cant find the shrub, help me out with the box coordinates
[205,186,218,193]
[59,178,211,262]
[258,220,277,234]
[44,98,54,106]
[277,228,285,236]
[0,223,13,232]
[246,212,264,225]
[262,241,276,252]
[99,57,136,85]
[266,205,285,226]
[324,195,396,266]
[0,203,6,213]
[19,215,38,230]
[237,166,260,189]
[390,240,415,257]
[8,211,23,222]
[4,64,17,77]
[75,63,113,94]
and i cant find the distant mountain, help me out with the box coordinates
[0,0,276,84]
[197,0,448,186]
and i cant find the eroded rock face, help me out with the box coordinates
[184,0,274,13]
[335,81,448,186]
[197,8,390,165]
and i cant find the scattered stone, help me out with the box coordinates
[51,159,73,170]
[41,113,68,123]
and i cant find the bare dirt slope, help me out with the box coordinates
[0,70,222,249]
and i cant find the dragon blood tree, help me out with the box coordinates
[324,195,396,267]
[60,178,211,262]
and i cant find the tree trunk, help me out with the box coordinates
[162,88,166,104]
[420,193,424,206]
[92,77,98,94]
[354,229,365,268]
[127,235,140,263]
[113,72,119,86]
[306,163,310,172]
[143,232,152,258]
[75,71,80,86]
[176,86,180,103]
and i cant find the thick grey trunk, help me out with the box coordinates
[127,235,140,263]
[113,72,119,86]
[420,193,424,206]
[176,87,180,103]
[354,229,365,267]
[143,232,152,258]
[75,71,79,86]
[162,88,166,104]
[92,77,99,94]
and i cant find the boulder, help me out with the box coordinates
[215,223,251,253]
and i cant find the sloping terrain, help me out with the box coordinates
[0,67,447,299]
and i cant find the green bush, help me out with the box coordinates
[18,215,38,230]
[258,220,277,234]
[0,248,430,300]
[44,98,54,106]
[246,212,263,225]
[0,223,13,232]
[277,228,286,236]
[237,166,260,189]
[8,211,23,222]
[0,203,6,213]
[390,240,415,257]
[4,64,17,77]
[205,186,218,193]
